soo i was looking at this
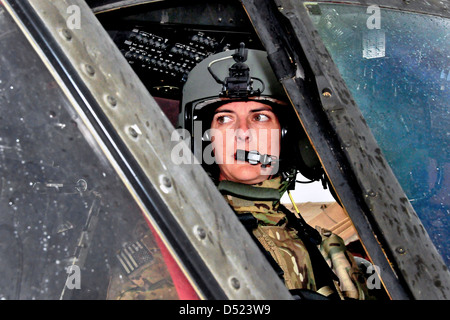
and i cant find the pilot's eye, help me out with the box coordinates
[216,115,232,124]
[253,114,270,122]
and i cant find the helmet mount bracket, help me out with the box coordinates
[207,43,265,99]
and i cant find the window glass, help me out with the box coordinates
[0,6,179,299]
[307,3,449,266]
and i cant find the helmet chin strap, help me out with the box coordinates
[235,149,278,168]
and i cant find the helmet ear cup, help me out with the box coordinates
[295,136,323,181]
[279,111,324,181]
[203,129,211,141]
[281,126,288,141]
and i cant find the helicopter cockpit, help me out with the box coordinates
[0,0,448,301]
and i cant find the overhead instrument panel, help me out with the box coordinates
[113,28,220,97]
[94,1,264,99]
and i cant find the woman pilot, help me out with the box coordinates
[178,44,372,300]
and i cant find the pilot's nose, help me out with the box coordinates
[235,120,252,142]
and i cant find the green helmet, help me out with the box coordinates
[177,44,322,182]
[179,45,287,128]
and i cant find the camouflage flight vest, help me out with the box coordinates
[218,176,372,300]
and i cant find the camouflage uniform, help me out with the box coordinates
[219,176,372,300]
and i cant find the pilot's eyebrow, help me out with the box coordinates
[214,109,234,114]
[214,106,273,114]
[249,107,273,113]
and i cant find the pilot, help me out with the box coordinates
[178,44,373,300]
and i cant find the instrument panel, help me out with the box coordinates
[97,1,264,99]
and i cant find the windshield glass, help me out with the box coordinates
[306,3,449,266]
[0,5,183,299]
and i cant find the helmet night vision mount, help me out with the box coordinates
[208,43,265,99]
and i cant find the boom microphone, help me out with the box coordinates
[235,149,277,168]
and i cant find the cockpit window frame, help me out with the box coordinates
[240,0,450,299]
